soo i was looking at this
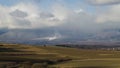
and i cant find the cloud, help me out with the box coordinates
[0,2,63,29]
[9,9,31,28]
[86,0,120,5]
[32,32,62,41]
[10,9,28,18]
[52,3,70,20]
[60,11,97,32]
[0,0,119,33]
[40,12,54,19]
[0,1,100,33]
[96,5,120,24]
[0,5,13,28]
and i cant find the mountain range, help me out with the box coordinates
[0,28,120,45]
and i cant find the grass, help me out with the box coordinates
[0,44,71,68]
[51,59,120,68]
[0,44,120,68]
[39,46,120,59]
[39,46,120,68]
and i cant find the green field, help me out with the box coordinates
[0,44,120,68]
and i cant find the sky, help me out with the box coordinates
[0,0,120,32]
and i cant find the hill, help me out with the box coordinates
[1,28,120,45]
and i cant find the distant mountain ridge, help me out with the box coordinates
[0,28,120,45]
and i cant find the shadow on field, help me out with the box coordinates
[0,48,20,52]
[79,66,116,68]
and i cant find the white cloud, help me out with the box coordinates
[96,5,120,23]
[74,9,84,14]
[32,32,62,41]
[0,2,65,29]
[0,5,14,28]
[0,1,98,32]
[1,0,119,33]
[52,3,70,21]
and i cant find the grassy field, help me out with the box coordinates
[0,44,120,68]
[40,46,120,68]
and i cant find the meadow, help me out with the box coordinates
[0,44,120,68]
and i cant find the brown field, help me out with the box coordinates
[0,44,120,68]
